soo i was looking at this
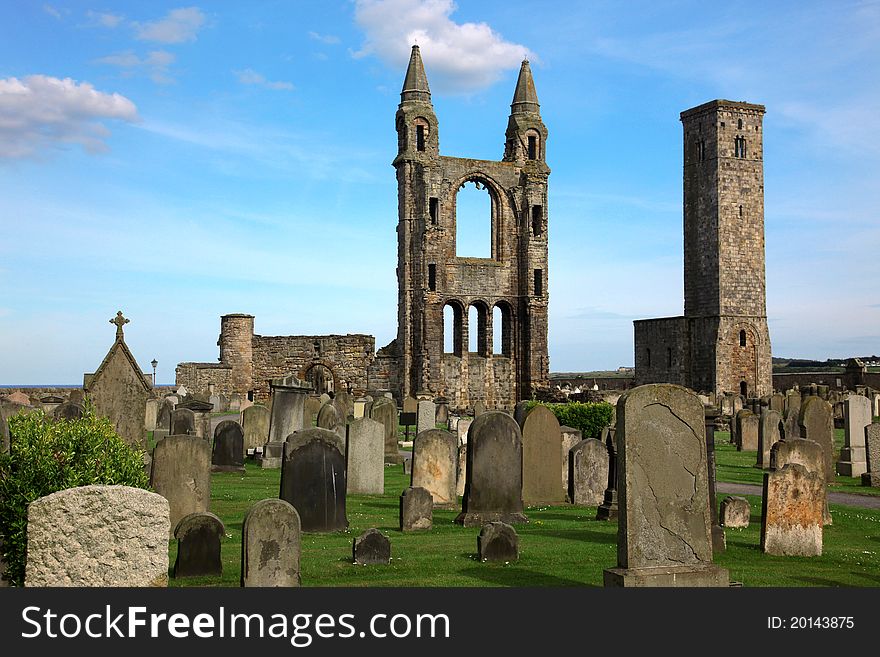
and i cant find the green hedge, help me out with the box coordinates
[525,400,614,439]
[0,405,149,586]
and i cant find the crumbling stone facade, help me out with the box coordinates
[635,100,772,397]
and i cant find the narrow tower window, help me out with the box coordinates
[528,135,537,160]
[531,205,543,236]
[429,197,439,225]
[737,118,743,130]
[428,264,436,291]
[534,269,543,296]
[646,348,651,368]
[739,204,743,219]
[416,124,426,152]
[667,348,673,367]
[739,330,747,347]
[734,136,747,158]
[697,139,706,162]
[740,381,748,397]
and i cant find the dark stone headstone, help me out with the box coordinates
[399,487,432,531]
[170,408,196,436]
[799,396,835,483]
[596,429,618,520]
[477,522,518,562]
[280,428,347,532]
[151,434,211,536]
[211,420,246,473]
[173,512,224,578]
[156,398,173,431]
[352,528,391,565]
[241,499,301,587]
[53,402,84,422]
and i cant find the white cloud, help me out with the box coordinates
[0,75,139,159]
[135,6,205,44]
[353,0,532,93]
[95,50,177,84]
[309,31,340,44]
[234,68,294,91]
[43,4,62,20]
[86,10,124,28]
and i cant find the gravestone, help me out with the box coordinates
[353,397,367,419]
[25,485,169,587]
[402,456,412,474]
[151,434,211,536]
[861,424,880,487]
[473,400,486,417]
[267,374,312,443]
[513,400,530,427]
[333,391,354,424]
[596,430,619,520]
[241,405,270,452]
[761,464,824,556]
[455,411,528,527]
[560,426,582,494]
[456,442,467,497]
[417,400,436,434]
[411,429,458,506]
[145,398,158,431]
[799,396,835,483]
[769,393,785,413]
[477,522,518,562]
[211,420,246,473]
[175,398,213,440]
[520,405,566,506]
[69,389,84,405]
[173,512,224,578]
[785,389,801,417]
[568,438,609,506]
[735,410,758,451]
[838,395,871,477]
[719,496,750,528]
[171,407,196,435]
[435,397,449,427]
[770,437,831,525]
[403,395,418,414]
[260,441,284,469]
[399,487,433,531]
[370,398,401,465]
[241,498,301,587]
[346,417,385,494]
[457,418,472,444]
[604,384,728,587]
[157,398,173,431]
[319,393,331,405]
[352,529,391,565]
[756,409,782,469]
[53,402,84,422]
[280,428,347,532]
[317,401,343,437]
[304,397,322,426]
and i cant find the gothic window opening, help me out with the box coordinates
[735,136,747,158]
[492,302,513,357]
[528,135,537,160]
[667,348,673,367]
[428,264,436,291]
[454,180,492,258]
[697,139,706,162]
[739,330,747,347]
[740,381,748,396]
[646,348,651,368]
[531,205,543,236]
[416,124,426,152]
[469,302,489,356]
[739,204,743,219]
[429,197,439,225]
[534,269,543,297]
[443,302,463,356]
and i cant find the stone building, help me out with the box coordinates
[634,100,772,397]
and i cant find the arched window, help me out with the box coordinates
[737,118,743,130]
[443,302,463,356]
[413,117,429,152]
[455,180,492,257]
[493,302,513,357]
[740,381,748,396]
[739,330,747,347]
[468,303,489,356]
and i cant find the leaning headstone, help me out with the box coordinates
[473,400,486,417]
[417,400,436,434]
[604,384,728,587]
[735,410,758,451]
[477,522,518,562]
[761,464,824,556]
[280,428,347,532]
[411,429,458,506]
[568,438,609,506]
[170,407,196,436]
[53,402,84,422]
[241,498,301,587]
[173,512,224,578]
[756,409,782,469]
[560,426,582,494]
[399,487,433,531]
[455,411,528,527]
[346,417,385,494]
[352,529,391,565]
[25,485,169,587]
[861,424,880,487]
[211,420,246,473]
[838,395,871,477]
[151,434,211,536]
[370,397,401,464]
[520,405,565,506]
[719,496,750,528]
[241,405,270,452]
[799,396,836,483]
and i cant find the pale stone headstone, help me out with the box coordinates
[455,411,527,527]
[861,424,880,487]
[473,400,486,417]
[346,417,385,494]
[173,512,224,578]
[353,398,367,419]
[456,442,467,497]
[477,522,518,562]
[171,407,196,435]
[411,429,458,506]
[719,496,750,528]
[317,401,343,437]
[403,395,418,414]
[756,409,782,469]
[402,455,412,474]
[319,393,331,405]
[568,438,609,506]
[352,528,390,565]
[456,418,472,445]
[304,397,322,426]
[560,426,582,493]
[761,463,823,556]
[769,393,785,413]
[25,485,169,587]
[417,400,436,434]
[151,434,211,536]
[268,374,312,443]
[799,396,835,483]
[735,410,758,451]
[370,397,401,464]
[520,405,565,506]
[241,405,270,452]
[144,398,158,431]
[53,402,84,422]
[770,437,831,525]
[838,395,871,477]
[280,428,347,532]
[400,487,433,531]
[785,389,802,418]
[241,498,301,587]
[211,420,246,473]
[604,384,728,587]
[333,391,354,424]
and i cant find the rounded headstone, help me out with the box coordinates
[477,522,519,562]
[173,512,225,578]
[352,528,391,565]
[241,499,301,587]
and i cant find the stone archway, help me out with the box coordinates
[300,362,338,396]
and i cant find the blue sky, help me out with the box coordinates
[0,0,878,384]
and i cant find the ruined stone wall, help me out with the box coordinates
[366,341,400,397]
[633,317,689,386]
[174,362,234,395]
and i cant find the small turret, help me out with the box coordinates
[394,45,439,162]
[504,60,548,164]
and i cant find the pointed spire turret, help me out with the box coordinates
[401,45,431,104]
[510,59,540,115]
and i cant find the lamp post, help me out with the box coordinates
[151,359,158,386]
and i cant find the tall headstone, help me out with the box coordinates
[456,442,467,497]
[735,409,758,451]
[456,418,472,444]
[411,429,458,506]
[756,409,782,469]
[241,405,270,452]
[157,398,173,431]
[861,423,880,487]
[333,391,354,425]
[370,397,401,464]
[455,412,528,527]
[838,395,871,477]
[211,420,246,473]
[417,400,436,434]
[345,417,385,494]
[172,512,224,578]
[145,398,158,431]
[568,438,609,506]
[268,374,313,443]
[151,434,211,536]
[435,396,449,427]
[520,405,565,506]
[170,407,196,436]
[241,499,301,587]
[604,384,728,587]
[280,428,347,532]
[560,426,582,494]
[399,487,433,531]
[761,464,823,556]
[770,437,831,526]
[769,393,784,413]
[799,396,835,483]
[304,397,322,426]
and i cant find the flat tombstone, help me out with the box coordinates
[241,499,301,587]
[151,434,211,536]
[417,400,436,434]
[477,522,518,562]
[473,400,486,417]
[838,395,871,477]
[211,420,246,473]
[173,512,224,578]
[25,485,169,587]
[604,384,728,587]
[346,417,385,495]
[399,487,433,531]
[53,402,84,422]
[719,496,750,528]
[455,411,528,527]
[799,396,835,483]
[411,429,458,506]
[403,395,418,414]
[569,438,609,506]
[170,408,196,436]
[241,405,270,452]
[352,528,391,565]
[757,409,782,469]
[861,424,880,487]
[735,410,758,451]
[761,464,823,556]
[521,405,566,506]
[370,398,401,464]
[560,426,582,494]
[280,428,347,532]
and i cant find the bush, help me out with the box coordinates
[0,405,149,586]
[525,400,614,439]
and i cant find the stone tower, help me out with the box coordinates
[394,46,550,409]
[218,313,254,397]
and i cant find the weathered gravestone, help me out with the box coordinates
[157,398,173,430]
[145,398,158,431]
[317,401,343,437]
[241,405,270,452]
[719,496,750,528]
[352,528,391,565]
[770,437,831,525]
[473,400,486,417]
[170,407,196,436]
[175,398,212,439]
[769,393,785,413]
[411,429,458,507]
[151,434,211,536]
[838,395,871,477]
[402,455,412,474]
[455,411,528,527]
[596,429,619,520]
[333,391,354,424]
[477,522,518,562]
[735,409,758,451]
[346,417,385,494]
[280,428,347,532]
[861,424,880,487]
[520,405,566,506]
[241,498,301,587]
[370,397,401,465]
[761,464,824,556]
[53,402,84,422]
[211,420,246,473]
[604,384,728,587]
[267,374,312,443]
[25,485,169,587]
[417,400,436,434]
[456,418,472,444]
[798,396,835,483]
[403,395,418,414]
[435,397,449,427]
[399,487,433,531]
[173,512,224,578]
[456,442,467,497]
[513,400,530,427]
[304,397,322,426]
[560,426,582,494]
[756,409,782,469]
[569,438,609,506]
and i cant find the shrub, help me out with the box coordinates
[525,400,614,439]
[0,405,149,586]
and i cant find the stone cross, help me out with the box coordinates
[110,311,129,340]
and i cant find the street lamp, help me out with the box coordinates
[151,359,158,386]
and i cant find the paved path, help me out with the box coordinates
[717,481,880,509]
